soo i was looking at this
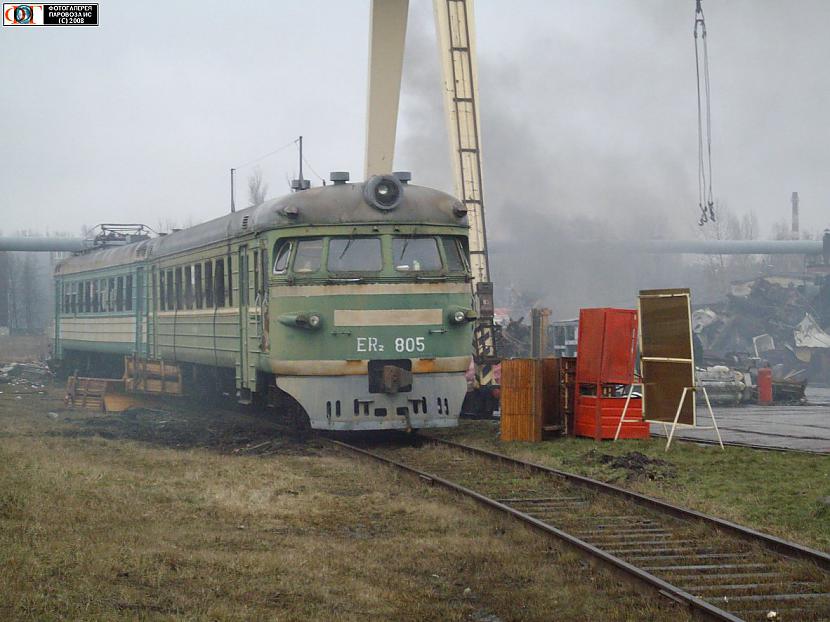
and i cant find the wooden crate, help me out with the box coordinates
[501,358,567,442]
[65,375,125,412]
[499,359,543,442]
[124,356,183,395]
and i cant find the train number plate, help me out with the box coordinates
[356,336,425,353]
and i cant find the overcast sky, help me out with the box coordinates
[2,0,829,239]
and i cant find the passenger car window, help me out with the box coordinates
[328,237,382,272]
[441,236,468,272]
[215,259,226,308]
[293,239,323,273]
[272,240,292,274]
[392,236,442,271]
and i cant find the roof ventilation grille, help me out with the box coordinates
[330,171,350,185]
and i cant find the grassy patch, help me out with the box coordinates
[435,421,830,550]
[0,388,691,621]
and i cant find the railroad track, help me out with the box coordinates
[650,433,829,455]
[330,436,830,621]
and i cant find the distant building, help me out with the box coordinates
[551,318,579,358]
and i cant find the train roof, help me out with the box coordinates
[55,180,467,276]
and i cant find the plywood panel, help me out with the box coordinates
[640,294,692,359]
[639,288,695,425]
[642,360,695,424]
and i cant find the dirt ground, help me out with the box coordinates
[0,382,692,621]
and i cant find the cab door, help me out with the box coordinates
[135,267,146,357]
[237,246,250,400]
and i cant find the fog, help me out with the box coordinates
[395,1,830,315]
[2,0,829,315]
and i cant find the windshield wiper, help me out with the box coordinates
[339,227,357,260]
[398,229,417,263]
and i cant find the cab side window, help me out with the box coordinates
[273,240,292,275]
[441,236,469,273]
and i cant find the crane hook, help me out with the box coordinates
[694,0,715,226]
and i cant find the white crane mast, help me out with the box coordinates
[433,0,490,286]
[364,0,409,180]
[365,0,498,392]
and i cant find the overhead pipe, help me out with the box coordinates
[0,237,91,252]
[489,232,829,257]
[633,238,823,255]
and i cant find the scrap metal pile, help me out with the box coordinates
[693,275,830,402]
[0,361,53,384]
[0,361,53,397]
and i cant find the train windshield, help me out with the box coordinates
[293,238,323,273]
[392,236,442,272]
[328,237,382,272]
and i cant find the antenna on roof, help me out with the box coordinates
[291,135,310,192]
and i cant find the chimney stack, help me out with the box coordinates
[791,192,800,240]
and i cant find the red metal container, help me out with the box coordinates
[757,367,773,405]
[575,308,649,440]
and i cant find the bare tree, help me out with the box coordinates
[247,167,268,206]
[18,253,38,332]
[0,251,11,331]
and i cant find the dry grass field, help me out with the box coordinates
[0,385,691,621]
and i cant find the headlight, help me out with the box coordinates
[278,312,323,330]
[448,307,476,325]
[364,175,403,211]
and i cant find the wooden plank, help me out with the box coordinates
[124,378,182,395]
[103,393,139,413]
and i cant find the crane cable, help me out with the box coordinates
[694,0,716,226]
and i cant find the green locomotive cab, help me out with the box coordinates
[261,175,474,430]
[53,174,473,432]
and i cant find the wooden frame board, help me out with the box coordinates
[638,288,696,426]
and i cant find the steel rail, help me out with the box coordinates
[649,432,829,455]
[430,437,830,572]
[329,438,743,621]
